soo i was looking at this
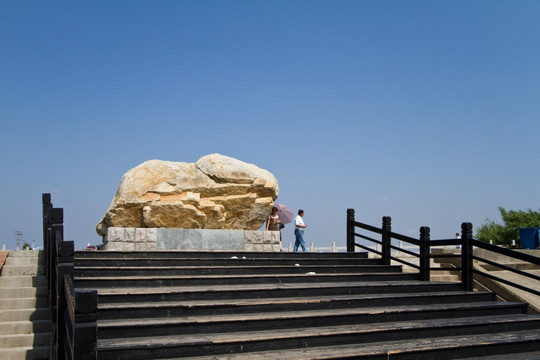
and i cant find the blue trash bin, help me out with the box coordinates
[518,227,540,249]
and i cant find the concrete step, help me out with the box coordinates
[0,275,46,287]
[0,345,50,360]
[7,250,42,258]
[0,332,52,347]
[97,314,540,359]
[5,257,42,266]
[431,274,461,282]
[1,264,43,276]
[0,287,47,298]
[0,308,52,322]
[0,320,52,335]
[96,301,528,339]
[0,297,48,310]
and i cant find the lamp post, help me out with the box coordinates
[14,231,22,250]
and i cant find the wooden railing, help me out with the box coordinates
[346,208,540,295]
[43,194,98,360]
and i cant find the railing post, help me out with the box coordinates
[49,208,63,309]
[56,240,74,360]
[419,226,430,281]
[42,193,52,285]
[73,290,98,360]
[461,222,474,291]
[347,209,355,252]
[381,216,392,265]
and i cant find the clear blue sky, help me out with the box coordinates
[1,1,539,250]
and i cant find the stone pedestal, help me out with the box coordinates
[103,227,281,252]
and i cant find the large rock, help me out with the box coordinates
[96,154,279,236]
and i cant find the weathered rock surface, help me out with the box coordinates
[96,154,279,236]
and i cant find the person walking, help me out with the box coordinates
[294,209,307,252]
[455,232,461,249]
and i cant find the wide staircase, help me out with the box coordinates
[0,250,52,360]
[72,250,540,359]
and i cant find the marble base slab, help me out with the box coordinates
[103,227,281,252]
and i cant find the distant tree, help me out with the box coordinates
[476,207,540,247]
[22,242,32,250]
[475,220,508,245]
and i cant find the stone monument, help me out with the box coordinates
[97,154,281,251]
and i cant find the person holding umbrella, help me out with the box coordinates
[267,204,295,251]
[266,207,282,232]
[266,206,284,250]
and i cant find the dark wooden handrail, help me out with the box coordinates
[389,232,420,246]
[428,239,461,246]
[353,221,383,234]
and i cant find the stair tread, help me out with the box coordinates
[75,264,395,269]
[75,257,374,261]
[97,301,526,328]
[0,319,52,324]
[1,331,53,337]
[74,252,369,258]
[98,291,489,310]
[167,329,540,360]
[0,345,50,350]
[0,286,47,289]
[460,351,540,359]
[0,319,52,335]
[1,308,52,313]
[97,314,540,349]
[75,272,406,280]
[85,280,458,294]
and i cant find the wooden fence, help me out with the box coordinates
[346,208,540,294]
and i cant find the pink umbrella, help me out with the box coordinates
[274,203,294,224]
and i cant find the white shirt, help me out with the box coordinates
[295,215,305,228]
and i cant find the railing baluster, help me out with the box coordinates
[50,208,63,310]
[462,222,474,291]
[64,274,98,360]
[56,240,74,360]
[381,216,392,265]
[42,194,52,289]
[347,209,355,252]
[419,227,430,281]
[73,290,98,359]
